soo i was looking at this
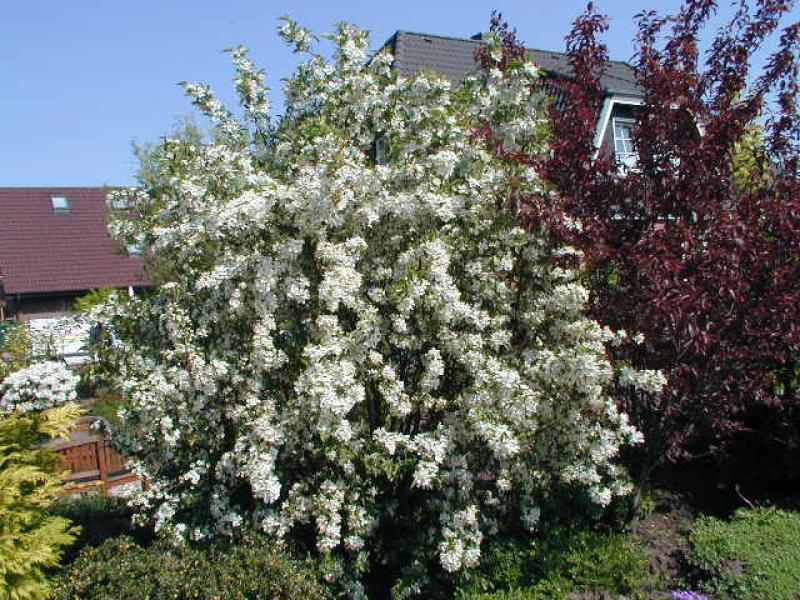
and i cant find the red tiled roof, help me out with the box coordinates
[0,187,149,295]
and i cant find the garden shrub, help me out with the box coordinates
[52,533,330,600]
[688,507,800,600]
[0,403,83,600]
[93,18,660,594]
[458,591,555,600]
[0,361,79,414]
[72,288,116,314]
[455,526,650,599]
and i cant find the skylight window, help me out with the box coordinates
[110,196,130,210]
[51,195,70,214]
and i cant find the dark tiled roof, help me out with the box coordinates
[386,31,642,97]
[0,187,149,295]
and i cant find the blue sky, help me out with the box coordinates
[2,0,796,186]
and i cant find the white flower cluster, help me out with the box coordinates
[0,361,79,413]
[99,20,655,588]
[618,365,668,394]
[278,16,315,53]
[439,505,483,572]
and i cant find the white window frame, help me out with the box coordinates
[612,117,637,170]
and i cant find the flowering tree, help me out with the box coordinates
[1,361,79,414]
[491,1,800,481]
[99,20,656,592]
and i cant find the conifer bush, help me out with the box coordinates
[0,324,30,382]
[0,398,82,599]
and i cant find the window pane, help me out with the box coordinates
[613,121,635,155]
[616,123,632,140]
[51,196,70,212]
[623,138,634,154]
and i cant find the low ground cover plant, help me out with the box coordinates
[688,507,800,600]
[52,532,329,600]
[455,525,650,599]
[50,493,145,564]
[82,395,123,431]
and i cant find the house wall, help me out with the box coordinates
[6,292,82,321]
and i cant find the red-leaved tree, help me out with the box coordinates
[481,2,800,484]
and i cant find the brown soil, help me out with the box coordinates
[634,490,696,588]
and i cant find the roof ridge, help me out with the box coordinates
[395,30,482,45]
[394,30,635,69]
[0,186,119,190]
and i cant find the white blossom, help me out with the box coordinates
[0,361,79,413]
[94,21,655,588]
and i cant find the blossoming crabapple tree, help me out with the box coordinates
[100,20,659,592]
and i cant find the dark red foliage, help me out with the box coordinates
[489,2,800,479]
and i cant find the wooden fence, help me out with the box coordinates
[49,416,140,496]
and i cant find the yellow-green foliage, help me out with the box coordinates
[0,326,31,381]
[0,403,83,600]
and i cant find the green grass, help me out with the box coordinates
[688,507,800,600]
[85,395,123,430]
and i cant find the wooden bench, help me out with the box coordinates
[48,416,140,496]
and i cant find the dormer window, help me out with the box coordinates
[613,118,637,170]
[51,195,70,214]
